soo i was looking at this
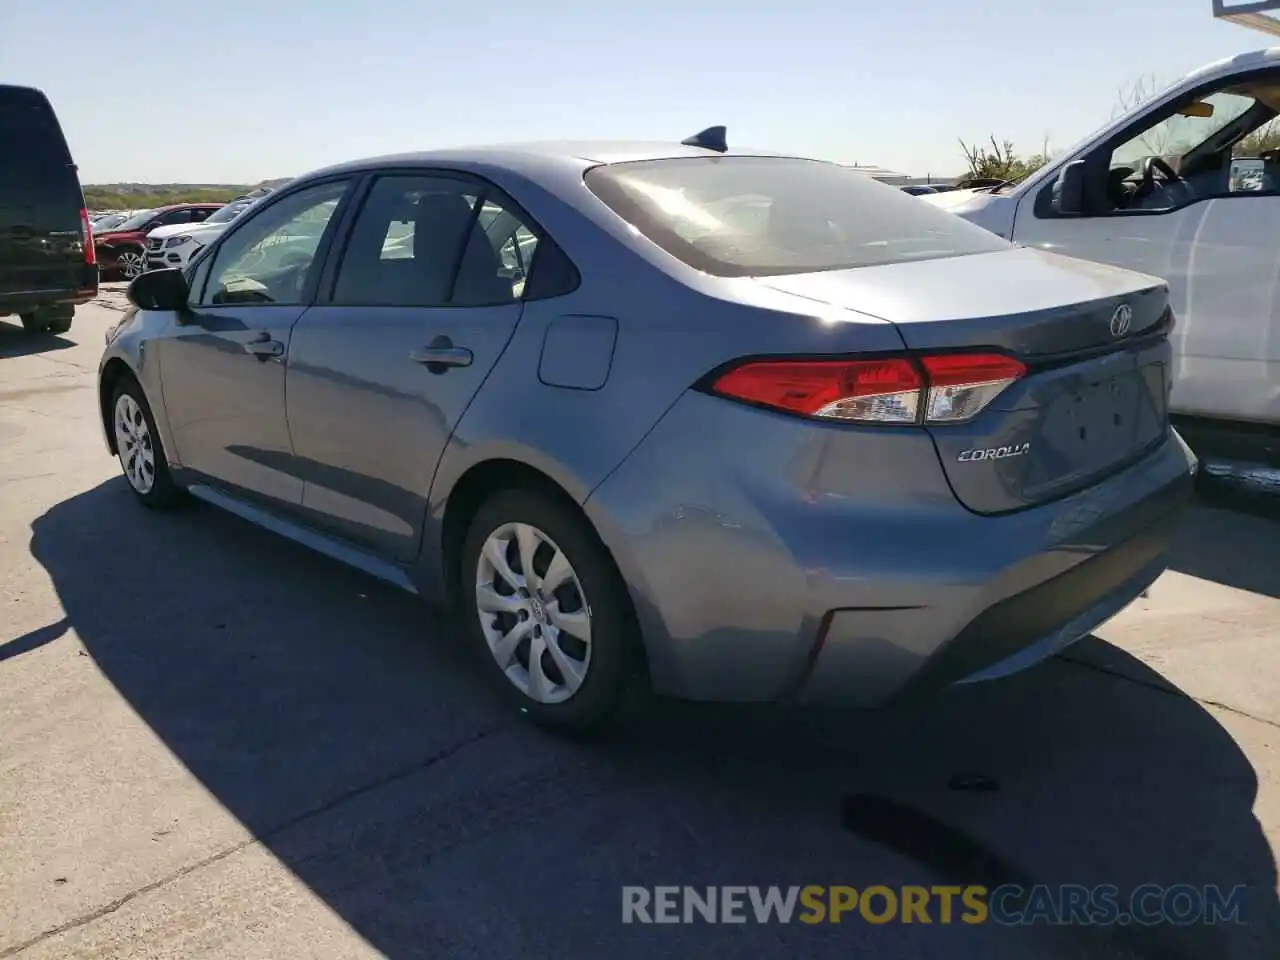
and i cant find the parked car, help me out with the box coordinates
[93,203,224,279]
[143,189,273,273]
[923,47,1280,467]
[0,84,97,334]
[900,184,937,195]
[99,135,1196,734]
[92,212,129,231]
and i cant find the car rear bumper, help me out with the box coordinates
[585,391,1197,706]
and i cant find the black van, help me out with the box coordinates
[0,85,97,335]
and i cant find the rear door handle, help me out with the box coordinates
[410,336,473,373]
[410,347,473,367]
[243,330,284,360]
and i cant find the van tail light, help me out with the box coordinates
[707,352,1026,425]
[79,208,97,266]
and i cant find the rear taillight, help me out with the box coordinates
[79,208,96,266]
[919,354,1025,423]
[708,352,1026,426]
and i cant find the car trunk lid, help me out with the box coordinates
[754,247,1173,514]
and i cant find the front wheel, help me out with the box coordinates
[111,377,183,508]
[460,489,645,735]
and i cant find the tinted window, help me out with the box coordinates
[332,175,528,307]
[0,86,73,173]
[202,180,348,306]
[584,157,1011,277]
[157,209,195,226]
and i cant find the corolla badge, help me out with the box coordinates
[1109,303,1133,338]
[957,443,1031,463]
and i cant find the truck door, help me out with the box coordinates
[1011,75,1280,424]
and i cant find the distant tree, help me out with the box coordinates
[958,134,1053,183]
[1111,74,1179,156]
[83,186,250,210]
[1235,120,1280,157]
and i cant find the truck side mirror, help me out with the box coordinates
[1052,160,1086,216]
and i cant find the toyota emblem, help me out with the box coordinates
[1110,304,1133,338]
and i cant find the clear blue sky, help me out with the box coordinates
[0,0,1268,184]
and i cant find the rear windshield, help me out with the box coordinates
[584,156,1011,277]
[0,86,76,183]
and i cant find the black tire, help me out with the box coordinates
[116,246,145,281]
[459,488,647,736]
[110,375,185,509]
[19,309,72,335]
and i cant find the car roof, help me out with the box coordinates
[293,140,811,183]
[146,202,224,212]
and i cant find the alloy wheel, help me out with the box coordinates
[474,522,593,704]
[118,250,144,279]
[114,393,156,494]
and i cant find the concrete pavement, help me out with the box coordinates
[1,294,1277,959]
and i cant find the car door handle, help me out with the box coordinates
[410,342,473,372]
[243,331,284,360]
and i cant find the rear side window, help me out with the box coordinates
[331,175,538,307]
[0,86,74,175]
[584,156,1011,278]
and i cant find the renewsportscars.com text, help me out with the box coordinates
[621,884,1246,926]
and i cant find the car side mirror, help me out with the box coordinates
[127,268,188,312]
[1052,160,1086,216]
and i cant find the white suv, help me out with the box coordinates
[143,192,267,272]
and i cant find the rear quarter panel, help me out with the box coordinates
[422,157,908,597]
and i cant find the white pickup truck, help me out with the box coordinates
[925,48,1280,468]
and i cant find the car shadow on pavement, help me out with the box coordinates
[1164,488,1280,598]
[26,479,1280,960]
[0,321,74,357]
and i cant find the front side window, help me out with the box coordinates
[1110,90,1256,169]
[584,157,1010,278]
[202,180,348,306]
[1094,81,1277,212]
[331,175,531,307]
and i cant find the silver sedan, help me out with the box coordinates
[99,134,1196,734]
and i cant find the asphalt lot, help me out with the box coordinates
[1,290,1277,960]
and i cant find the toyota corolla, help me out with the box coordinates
[98,131,1196,734]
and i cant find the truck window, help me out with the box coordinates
[1110,90,1255,169]
[1089,76,1280,214]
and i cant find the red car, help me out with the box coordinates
[93,203,224,280]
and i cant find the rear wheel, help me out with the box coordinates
[116,247,145,280]
[19,307,73,335]
[460,488,645,735]
[111,376,183,508]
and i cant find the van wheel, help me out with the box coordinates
[20,309,73,335]
[459,488,646,736]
